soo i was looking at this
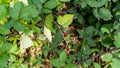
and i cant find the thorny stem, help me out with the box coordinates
[54,22,69,46]
[66,5,80,12]
[75,47,120,64]
[54,22,64,38]
[55,5,80,15]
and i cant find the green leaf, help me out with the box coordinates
[14,22,26,32]
[93,62,101,68]
[65,63,78,68]
[111,58,120,68]
[45,14,54,25]
[87,38,96,46]
[0,0,11,4]
[82,45,92,55]
[0,36,2,44]
[85,26,94,38]
[45,13,55,32]
[32,57,42,66]
[4,19,16,29]
[60,0,70,2]
[92,8,100,20]
[30,0,42,12]
[88,15,96,26]
[31,26,40,33]
[31,0,41,8]
[20,64,28,68]
[0,5,7,19]
[101,36,112,48]
[40,0,47,3]
[0,43,11,52]
[32,16,42,24]
[87,0,108,8]
[79,1,87,8]
[9,2,24,20]
[20,6,39,20]
[50,59,62,68]
[114,35,120,48]
[77,30,84,38]
[44,0,57,9]
[43,8,52,14]
[9,54,16,62]
[87,0,98,7]
[57,14,74,27]
[76,13,84,24]
[102,24,113,30]
[101,53,113,62]
[84,26,96,46]
[18,58,24,63]
[99,8,112,21]
[60,50,67,62]
[52,29,63,47]
[9,44,18,53]
[101,27,110,34]
[112,0,118,2]
[0,26,10,35]
[0,53,8,68]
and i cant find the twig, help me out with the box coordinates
[54,22,69,47]
[54,22,64,37]
[75,47,120,64]
[66,5,80,12]
[55,5,80,15]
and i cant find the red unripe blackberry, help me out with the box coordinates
[69,26,75,31]
[63,32,67,37]
[61,45,65,49]
[57,45,65,50]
